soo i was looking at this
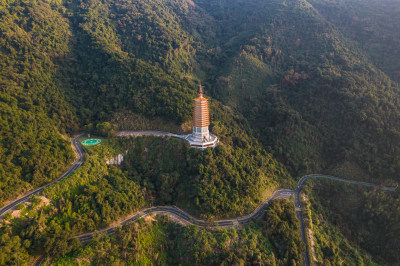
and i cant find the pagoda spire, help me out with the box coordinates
[199,84,203,97]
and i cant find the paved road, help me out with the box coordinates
[0,135,84,217]
[75,189,297,242]
[115,130,188,140]
[293,174,396,266]
[74,172,396,266]
[1,131,396,265]
[297,174,396,192]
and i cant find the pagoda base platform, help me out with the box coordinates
[185,134,219,150]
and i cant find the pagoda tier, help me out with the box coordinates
[193,89,210,128]
[186,85,218,150]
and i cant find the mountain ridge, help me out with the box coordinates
[0,1,399,263]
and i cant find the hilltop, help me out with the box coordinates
[0,0,399,264]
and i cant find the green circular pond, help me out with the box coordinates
[82,139,102,146]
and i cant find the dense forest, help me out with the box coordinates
[1,0,400,264]
[308,0,400,83]
[302,180,399,265]
[1,0,400,205]
[0,0,76,205]
[122,135,290,218]
[53,199,304,265]
[0,136,291,264]
[193,0,400,182]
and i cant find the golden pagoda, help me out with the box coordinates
[193,85,210,128]
[187,85,219,149]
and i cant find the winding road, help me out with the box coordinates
[0,135,84,217]
[1,131,396,266]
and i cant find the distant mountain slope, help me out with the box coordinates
[195,0,400,182]
[0,0,399,264]
[308,0,400,83]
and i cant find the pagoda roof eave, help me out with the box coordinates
[193,96,208,101]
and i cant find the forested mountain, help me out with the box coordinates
[194,0,400,182]
[0,0,400,264]
[308,0,400,83]
[303,180,400,264]
[0,0,76,203]
[2,0,399,204]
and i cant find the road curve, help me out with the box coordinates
[0,135,84,217]
[1,131,396,266]
[75,189,297,242]
[297,174,396,192]
[80,131,399,266]
[73,172,395,234]
[73,174,395,266]
[293,174,396,266]
[74,172,396,266]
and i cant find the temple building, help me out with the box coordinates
[186,85,219,149]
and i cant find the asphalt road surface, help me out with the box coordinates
[0,135,84,217]
[1,131,396,266]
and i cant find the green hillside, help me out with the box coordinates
[51,200,305,265]
[0,0,76,204]
[0,0,399,264]
[2,0,399,204]
[303,180,399,265]
[309,0,400,83]
[0,135,289,263]
[195,0,400,182]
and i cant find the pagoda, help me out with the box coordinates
[186,85,219,149]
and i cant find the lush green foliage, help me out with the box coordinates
[0,0,76,205]
[0,234,30,265]
[123,134,290,218]
[1,0,400,263]
[195,0,400,182]
[39,140,145,232]
[61,0,200,124]
[309,0,400,83]
[110,110,189,133]
[303,180,399,265]
[1,0,399,204]
[0,134,288,262]
[53,199,304,265]
[263,199,305,263]
[0,139,141,260]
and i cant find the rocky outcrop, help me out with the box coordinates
[106,151,128,165]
